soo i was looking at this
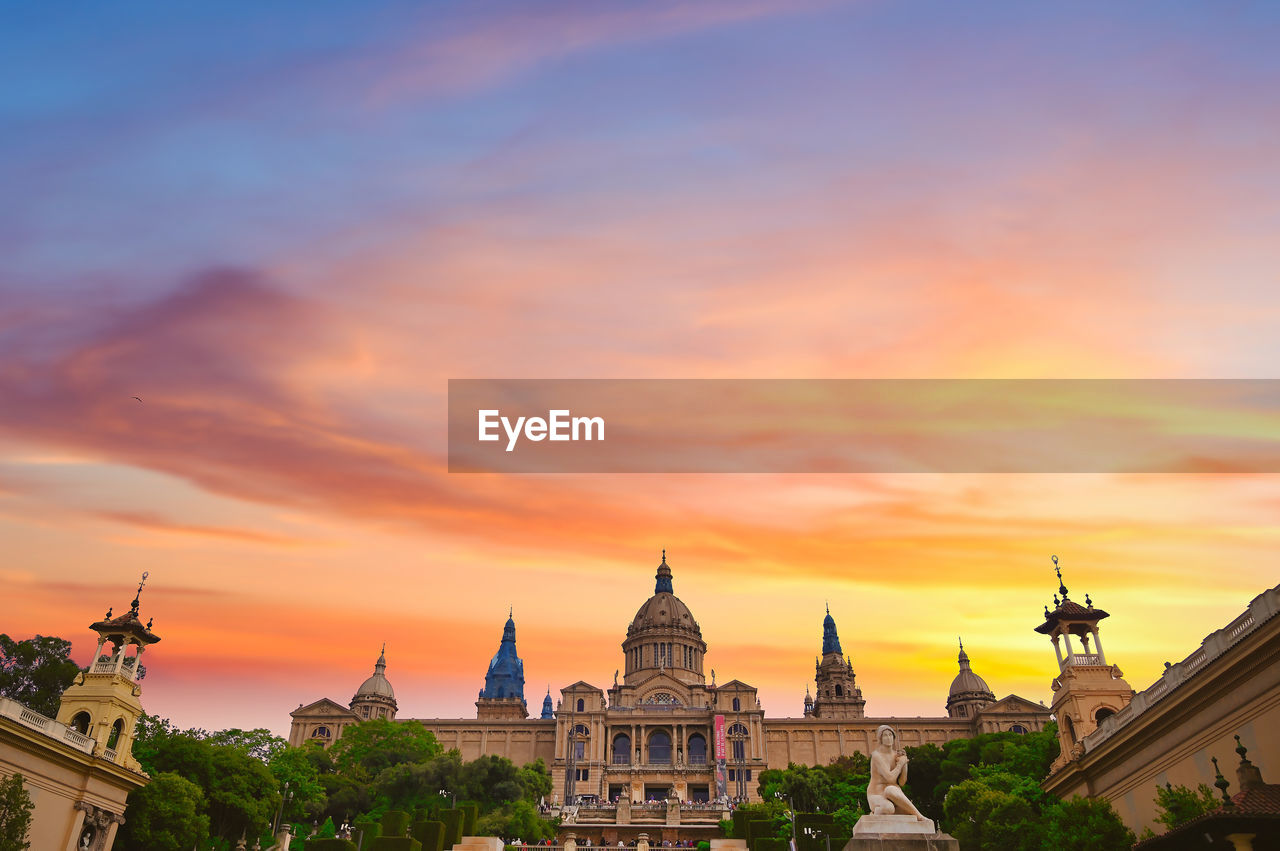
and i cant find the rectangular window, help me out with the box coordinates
[575,741,585,759]
[577,768,590,781]
[728,769,735,781]
[732,740,745,760]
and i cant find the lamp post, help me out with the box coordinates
[272,781,293,836]
[802,826,830,851]
[773,792,796,850]
[440,788,457,807]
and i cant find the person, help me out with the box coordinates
[866,725,926,821]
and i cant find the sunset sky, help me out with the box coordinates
[2,1,1278,738]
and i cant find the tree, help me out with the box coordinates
[268,745,327,824]
[942,779,1040,851]
[0,773,34,851]
[1152,782,1218,830]
[118,772,210,851]
[0,635,81,718]
[328,719,441,779]
[516,759,552,804]
[206,728,287,764]
[1042,796,1135,851]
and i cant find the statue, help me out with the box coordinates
[614,669,619,686]
[867,725,926,821]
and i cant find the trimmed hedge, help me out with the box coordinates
[368,839,423,851]
[745,819,774,850]
[355,819,383,840]
[459,803,479,836]
[755,839,789,851]
[383,811,412,837]
[307,841,358,851]
[731,810,754,839]
[440,809,463,845]
[412,820,446,851]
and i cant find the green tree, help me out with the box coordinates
[206,728,287,763]
[942,778,1040,851]
[516,759,552,804]
[118,772,210,851]
[0,635,82,718]
[329,719,441,780]
[1152,782,1218,830]
[268,745,327,823]
[0,773,34,851]
[1042,796,1135,851]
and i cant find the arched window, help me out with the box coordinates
[1010,724,1028,734]
[648,730,672,765]
[107,718,124,749]
[835,685,843,697]
[613,734,631,765]
[688,733,707,764]
[70,711,91,735]
[577,698,585,712]
[1095,707,1115,724]
[727,723,749,737]
[732,698,740,711]
[1063,714,1076,743]
[311,725,331,739]
[574,724,591,736]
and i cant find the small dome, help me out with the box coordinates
[354,647,395,700]
[948,642,994,699]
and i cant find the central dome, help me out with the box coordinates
[621,552,708,687]
[628,551,701,636]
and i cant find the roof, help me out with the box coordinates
[1035,597,1109,634]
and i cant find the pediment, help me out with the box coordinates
[292,697,357,718]
[976,694,1049,716]
[716,679,755,693]
[560,680,604,695]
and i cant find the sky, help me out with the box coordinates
[2,1,1278,737]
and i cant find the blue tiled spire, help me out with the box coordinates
[822,603,842,656]
[482,609,525,701]
[655,550,673,594]
[541,687,554,719]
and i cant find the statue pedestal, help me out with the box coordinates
[844,815,958,850]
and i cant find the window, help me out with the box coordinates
[1095,708,1115,724]
[1010,724,1028,734]
[648,730,672,764]
[70,712,91,735]
[732,697,740,711]
[732,740,745,760]
[835,685,843,697]
[728,769,751,781]
[107,718,124,749]
[577,698,585,712]
[727,723,749,736]
[575,740,585,760]
[311,726,331,739]
[957,705,967,717]
[613,734,631,764]
[688,733,707,764]
[576,768,590,781]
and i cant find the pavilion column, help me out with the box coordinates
[1091,628,1106,664]
[1052,636,1063,667]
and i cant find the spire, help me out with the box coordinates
[1212,757,1234,806]
[541,687,554,719]
[503,611,516,642]
[822,606,842,656]
[482,611,526,702]
[131,570,150,614]
[1052,555,1068,600]
[375,643,386,672]
[655,550,673,594]
[958,636,970,668]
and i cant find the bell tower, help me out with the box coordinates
[56,573,160,772]
[1034,556,1131,772]
[811,605,866,719]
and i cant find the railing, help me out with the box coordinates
[1065,653,1103,667]
[1079,583,1278,756]
[612,756,631,765]
[0,697,96,755]
[104,747,118,762]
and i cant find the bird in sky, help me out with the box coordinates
[132,396,143,402]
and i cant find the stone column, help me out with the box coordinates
[1091,628,1106,664]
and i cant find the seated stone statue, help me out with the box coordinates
[866,725,926,821]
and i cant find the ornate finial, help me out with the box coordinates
[1235,735,1249,762]
[1044,605,1051,618]
[146,617,153,630]
[958,636,964,651]
[1212,757,1233,805]
[826,601,830,615]
[509,605,513,619]
[1085,593,1092,607]
[1052,555,1068,599]
[661,549,666,564]
[104,607,113,620]
[1053,594,1060,607]
[131,571,149,612]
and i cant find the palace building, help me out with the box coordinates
[289,552,1050,809]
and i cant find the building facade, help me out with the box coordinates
[0,582,157,851]
[289,553,1050,806]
